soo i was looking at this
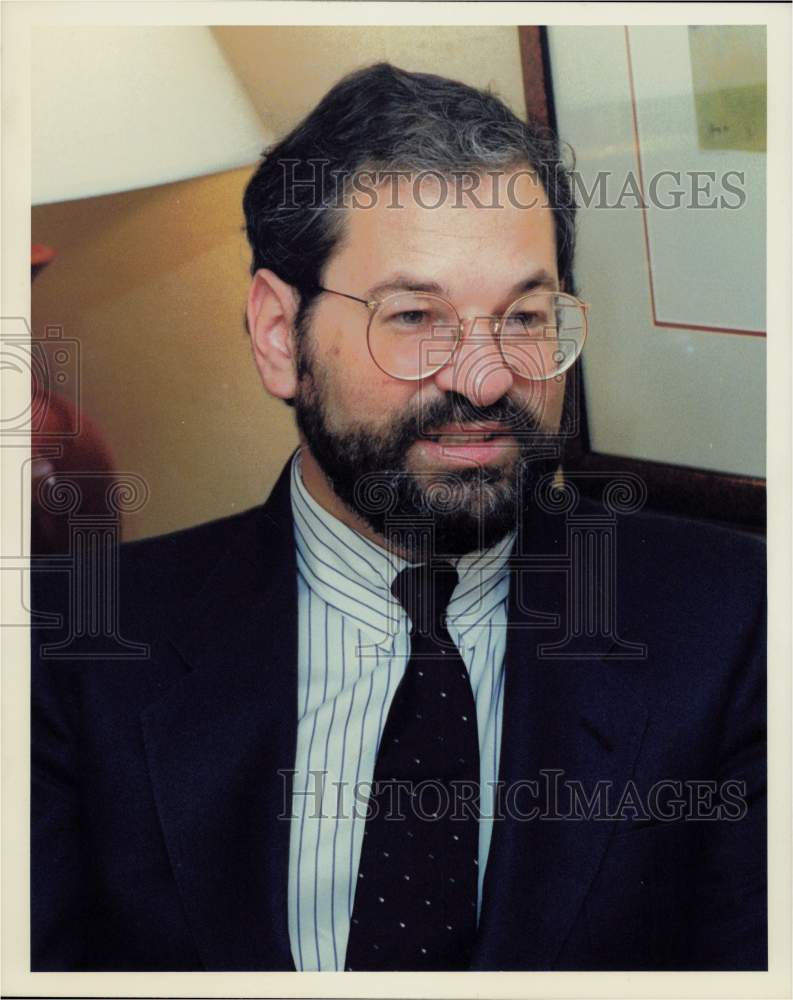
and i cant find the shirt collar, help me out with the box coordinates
[290,449,515,647]
[291,451,407,644]
[447,527,514,649]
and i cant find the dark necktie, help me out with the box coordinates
[344,562,480,971]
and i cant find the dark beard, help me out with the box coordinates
[293,339,569,560]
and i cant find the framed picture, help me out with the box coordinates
[521,25,766,532]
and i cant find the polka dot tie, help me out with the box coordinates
[345,562,480,971]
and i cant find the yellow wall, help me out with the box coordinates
[31,167,298,542]
[31,27,527,541]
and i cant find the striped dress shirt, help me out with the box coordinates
[287,451,514,971]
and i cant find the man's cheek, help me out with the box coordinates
[516,381,564,432]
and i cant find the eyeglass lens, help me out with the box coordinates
[367,291,586,381]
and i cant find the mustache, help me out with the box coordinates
[408,392,545,438]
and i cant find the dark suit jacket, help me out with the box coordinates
[31,458,766,971]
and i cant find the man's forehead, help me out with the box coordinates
[333,167,557,287]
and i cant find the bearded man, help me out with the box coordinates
[32,63,766,973]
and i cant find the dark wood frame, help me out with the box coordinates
[517,26,766,535]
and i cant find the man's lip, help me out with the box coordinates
[422,422,509,442]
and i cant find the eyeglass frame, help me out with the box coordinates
[311,284,589,382]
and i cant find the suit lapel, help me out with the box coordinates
[471,503,649,970]
[141,461,299,971]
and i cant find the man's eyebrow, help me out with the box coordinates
[365,275,447,299]
[506,270,559,297]
[365,269,559,302]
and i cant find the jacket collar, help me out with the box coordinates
[291,450,405,644]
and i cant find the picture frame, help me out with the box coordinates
[519,25,766,534]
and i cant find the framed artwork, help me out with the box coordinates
[519,25,766,532]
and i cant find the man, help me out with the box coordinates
[32,63,766,972]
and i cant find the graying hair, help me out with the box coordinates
[243,62,577,313]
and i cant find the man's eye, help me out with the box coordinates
[503,311,548,331]
[392,310,429,326]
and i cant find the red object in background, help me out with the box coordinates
[31,243,120,554]
[31,379,118,553]
[31,243,57,280]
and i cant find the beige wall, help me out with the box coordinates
[31,167,298,542]
[211,26,527,134]
[31,27,527,541]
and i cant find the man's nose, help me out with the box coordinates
[431,316,514,407]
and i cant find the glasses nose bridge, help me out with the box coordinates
[455,309,502,348]
[435,307,514,401]
[449,309,504,361]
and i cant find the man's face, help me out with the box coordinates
[293,169,569,558]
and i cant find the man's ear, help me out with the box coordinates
[247,269,300,400]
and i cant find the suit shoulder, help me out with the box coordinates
[121,505,261,568]
[118,505,275,604]
[31,505,273,631]
[618,506,764,575]
[605,504,766,625]
[120,454,295,580]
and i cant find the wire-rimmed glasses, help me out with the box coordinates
[314,285,589,382]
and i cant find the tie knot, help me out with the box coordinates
[391,562,459,636]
